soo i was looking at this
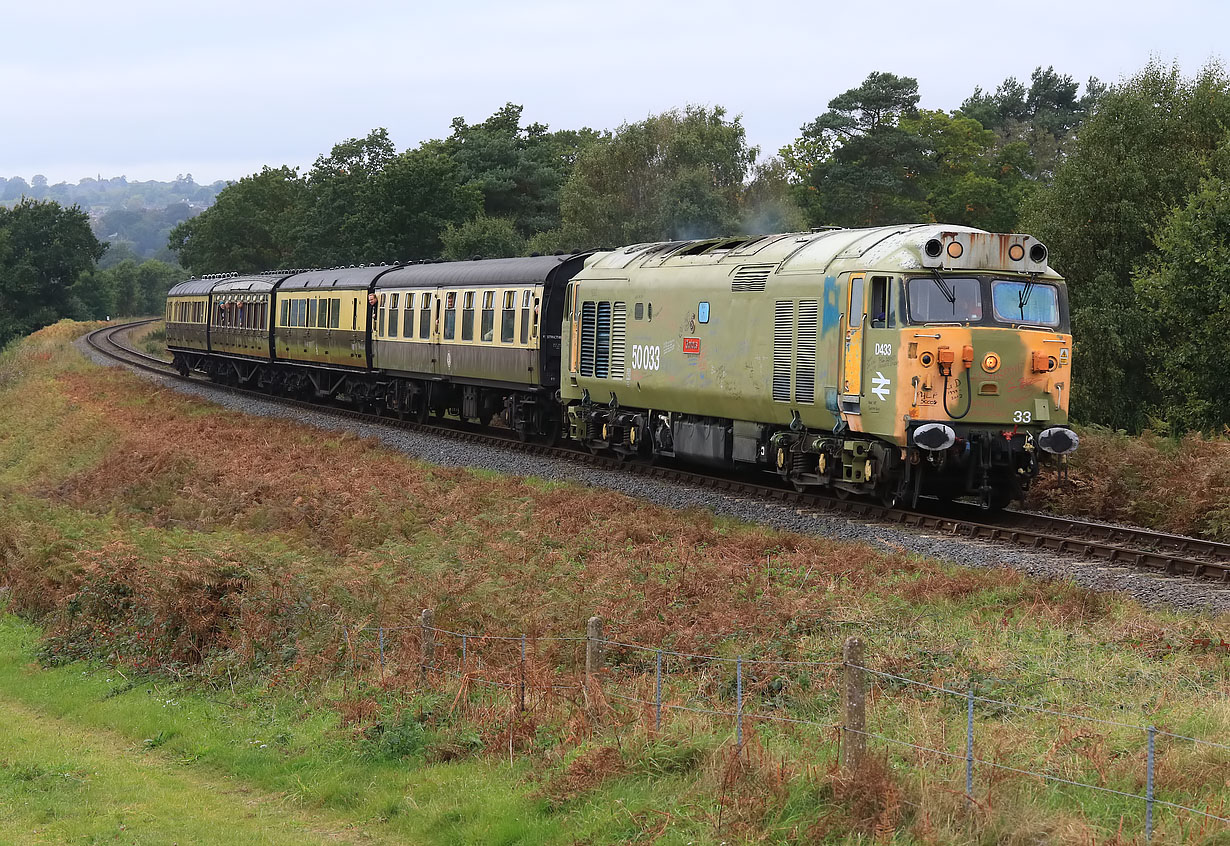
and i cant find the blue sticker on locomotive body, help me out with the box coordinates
[698,301,710,324]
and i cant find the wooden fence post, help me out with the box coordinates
[585,615,604,712]
[420,608,435,682]
[842,636,866,771]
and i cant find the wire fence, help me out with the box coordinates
[325,613,1228,842]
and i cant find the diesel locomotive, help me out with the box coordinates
[166,224,1078,509]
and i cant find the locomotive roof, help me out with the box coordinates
[584,225,1061,279]
[374,255,580,290]
[280,265,399,291]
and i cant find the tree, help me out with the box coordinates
[899,109,1022,231]
[2,177,29,202]
[361,142,483,261]
[440,216,526,261]
[0,199,106,346]
[959,66,1103,181]
[168,166,305,274]
[552,105,755,248]
[443,104,595,237]
[739,158,808,235]
[1020,60,1230,430]
[1134,144,1230,429]
[782,72,930,226]
[290,129,395,267]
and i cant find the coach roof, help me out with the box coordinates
[374,255,577,290]
[167,279,219,297]
[280,265,399,291]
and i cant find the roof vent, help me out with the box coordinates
[732,265,774,292]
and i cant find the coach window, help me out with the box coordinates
[870,277,890,328]
[520,290,531,344]
[388,293,399,338]
[403,293,414,338]
[481,291,496,342]
[309,298,319,331]
[462,292,475,341]
[499,291,515,344]
[419,293,432,338]
[280,300,289,327]
[444,292,457,340]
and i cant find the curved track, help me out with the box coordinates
[87,321,1230,585]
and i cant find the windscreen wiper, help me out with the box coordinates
[1017,278,1035,317]
[929,268,956,304]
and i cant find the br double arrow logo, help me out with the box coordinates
[871,371,891,401]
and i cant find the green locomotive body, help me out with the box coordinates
[561,225,1075,507]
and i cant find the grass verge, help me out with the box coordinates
[0,320,1226,844]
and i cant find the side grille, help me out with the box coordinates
[580,302,596,377]
[610,302,626,379]
[595,301,611,378]
[732,265,773,292]
[795,299,818,404]
[772,300,794,402]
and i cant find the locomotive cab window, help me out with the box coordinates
[908,276,982,324]
[869,276,890,328]
[991,280,1060,328]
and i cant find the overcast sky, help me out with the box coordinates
[3,0,1226,185]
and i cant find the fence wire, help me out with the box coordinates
[330,617,1227,836]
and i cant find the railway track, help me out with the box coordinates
[87,320,1230,586]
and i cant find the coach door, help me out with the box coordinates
[842,274,866,410]
[429,288,445,376]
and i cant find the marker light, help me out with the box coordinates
[946,241,964,259]
[1009,244,1025,261]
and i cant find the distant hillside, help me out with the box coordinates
[0,174,230,263]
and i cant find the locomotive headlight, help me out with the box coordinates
[946,241,964,259]
[1008,244,1025,261]
[982,353,1001,373]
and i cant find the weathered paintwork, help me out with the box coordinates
[560,225,1072,501]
